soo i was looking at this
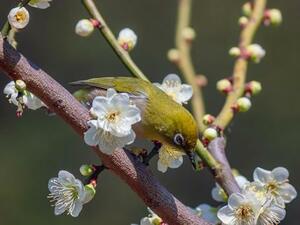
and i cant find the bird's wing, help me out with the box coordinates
[70,77,149,97]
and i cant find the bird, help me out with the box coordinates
[71,77,199,167]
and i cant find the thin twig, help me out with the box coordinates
[0,35,211,225]
[214,0,267,129]
[81,0,149,82]
[175,0,206,132]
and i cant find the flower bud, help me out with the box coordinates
[15,80,26,92]
[80,164,94,176]
[246,81,262,96]
[84,184,96,203]
[182,27,196,41]
[75,19,94,37]
[217,79,232,93]
[242,2,252,17]
[167,48,180,63]
[229,47,241,57]
[195,75,208,87]
[246,44,266,63]
[117,28,137,51]
[239,16,249,27]
[203,128,218,141]
[237,97,251,112]
[8,7,30,29]
[203,114,215,126]
[265,9,282,26]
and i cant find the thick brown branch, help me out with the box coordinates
[208,138,240,196]
[0,36,211,225]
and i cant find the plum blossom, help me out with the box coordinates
[253,167,297,207]
[8,7,30,29]
[212,175,249,202]
[4,81,45,110]
[157,145,185,173]
[195,204,220,225]
[217,190,286,225]
[48,170,95,217]
[154,74,193,105]
[118,28,138,51]
[84,88,141,154]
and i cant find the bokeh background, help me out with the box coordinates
[0,0,299,224]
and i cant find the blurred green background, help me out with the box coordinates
[0,0,299,224]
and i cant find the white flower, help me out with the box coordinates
[118,28,137,51]
[75,19,94,37]
[247,44,266,63]
[212,175,249,202]
[29,0,52,9]
[48,170,95,217]
[3,81,45,110]
[217,190,286,225]
[154,74,193,105]
[253,167,297,207]
[8,7,30,29]
[4,81,19,105]
[84,88,141,154]
[157,145,185,173]
[132,208,162,225]
[195,204,220,225]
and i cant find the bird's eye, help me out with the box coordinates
[174,133,185,146]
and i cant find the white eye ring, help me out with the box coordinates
[174,133,185,146]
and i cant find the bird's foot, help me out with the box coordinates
[142,141,162,166]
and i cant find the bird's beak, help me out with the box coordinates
[185,149,202,171]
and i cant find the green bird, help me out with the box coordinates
[71,77,199,169]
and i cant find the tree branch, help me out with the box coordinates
[214,0,267,129]
[81,0,149,82]
[0,35,211,225]
[175,0,206,132]
[208,138,241,195]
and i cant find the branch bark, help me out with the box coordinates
[208,138,241,195]
[0,35,211,225]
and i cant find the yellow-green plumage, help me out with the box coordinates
[72,77,198,153]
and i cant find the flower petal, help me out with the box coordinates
[91,96,109,118]
[253,167,272,184]
[84,125,100,147]
[217,206,234,224]
[70,201,83,217]
[177,84,193,104]
[98,130,136,154]
[157,160,168,173]
[48,178,58,192]
[235,175,249,188]
[169,156,183,169]
[278,183,297,203]
[272,167,289,182]
[122,107,141,124]
[211,185,226,202]
[58,170,76,184]
[163,74,182,85]
[54,205,66,216]
[228,193,245,209]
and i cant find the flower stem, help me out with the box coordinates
[214,0,267,129]
[175,0,206,132]
[81,0,149,82]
